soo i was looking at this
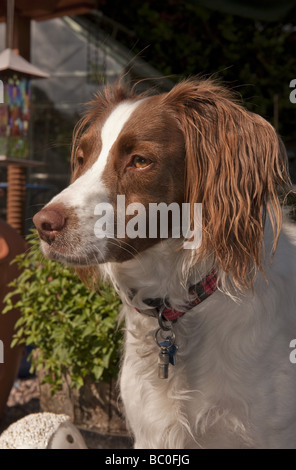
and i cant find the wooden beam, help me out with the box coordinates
[0,1,97,23]
[33,6,96,22]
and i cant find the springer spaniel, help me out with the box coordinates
[33,78,296,449]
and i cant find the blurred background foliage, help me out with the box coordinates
[99,0,296,150]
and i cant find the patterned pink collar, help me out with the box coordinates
[136,271,218,323]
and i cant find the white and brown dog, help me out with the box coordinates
[34,78,296,449]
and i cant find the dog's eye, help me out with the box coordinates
[77,156,84,167]
[131,155,151,169]
[76,149,84,167]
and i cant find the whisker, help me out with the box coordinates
[105,238,140,258]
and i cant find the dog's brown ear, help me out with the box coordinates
[165,79,292,289]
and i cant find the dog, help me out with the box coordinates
[33,78,296,448]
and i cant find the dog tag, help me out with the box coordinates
[159,340,178,366]
[158,347,170,379]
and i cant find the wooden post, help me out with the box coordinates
[12,13,31,61]
[6,165,26,236]
[5,0,31,61]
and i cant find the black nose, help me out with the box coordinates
[33,206,66,244]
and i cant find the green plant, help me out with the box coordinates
[3,230,123,392]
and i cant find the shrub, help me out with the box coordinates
[3,231,122,392]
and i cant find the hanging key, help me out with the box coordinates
[158,346,170,379]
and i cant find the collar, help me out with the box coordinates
[135,271,217,323]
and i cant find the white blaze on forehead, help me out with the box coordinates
[99,99,142,174]
[50,99,143,207]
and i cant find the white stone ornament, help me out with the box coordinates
[0,412,87,449]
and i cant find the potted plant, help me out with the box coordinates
[3,230,126,436]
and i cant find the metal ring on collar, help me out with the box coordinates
[154,327,176,348]
[158,306,172,331]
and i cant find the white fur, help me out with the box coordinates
[101,220,296,449]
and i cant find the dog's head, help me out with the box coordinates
[33,78,291,288]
